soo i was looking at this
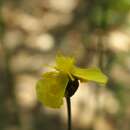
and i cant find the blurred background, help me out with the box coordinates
[0,0,130,130]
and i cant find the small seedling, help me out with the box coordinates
[36,54,108,130]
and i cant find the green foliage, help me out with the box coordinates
[36,54,108,108]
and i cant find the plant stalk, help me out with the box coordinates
[66,97,72,130]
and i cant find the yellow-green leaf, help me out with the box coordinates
[36,72,69,108]
[72,67,108,84]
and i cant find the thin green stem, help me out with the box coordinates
[66,97,72,130]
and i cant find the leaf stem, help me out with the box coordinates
[66,97,72,130]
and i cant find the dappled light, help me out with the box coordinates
[0,0,130,130]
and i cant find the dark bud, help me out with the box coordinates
[65,78,79,97]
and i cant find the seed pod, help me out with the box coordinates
[65,78,79,97]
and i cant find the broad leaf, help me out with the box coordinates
[36,72,69,108]
[72,67,108,84]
